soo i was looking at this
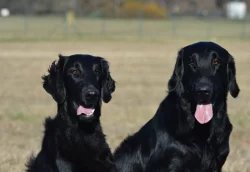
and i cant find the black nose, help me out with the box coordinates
[85,90,98,100]
[195,85,212,103]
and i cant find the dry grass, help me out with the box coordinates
[0,40,250,172]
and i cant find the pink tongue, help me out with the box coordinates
[194,104,213,124]
[77,106,95,116]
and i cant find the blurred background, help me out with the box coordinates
[0,0,250,39]
[0,0,250,172]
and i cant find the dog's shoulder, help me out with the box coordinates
[26,117,58,172]
[25,153,36,172]
[26,149,56,172]
[114,118,159,171]
[41,116,57,150]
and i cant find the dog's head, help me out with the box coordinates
[168,42,240,124]
[42,54,115,121]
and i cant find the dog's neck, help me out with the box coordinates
[48,101,112,170]
[161,91,229,141]
[56,100,102,132]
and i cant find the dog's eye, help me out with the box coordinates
[189,61,196,70]
[70,69,81,78]
[213,58,220,65]
[94,70,101,77]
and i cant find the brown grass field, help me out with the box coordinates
[0,17,250,172]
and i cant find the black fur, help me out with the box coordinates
[26,54,116,172]
[113,42,240,172]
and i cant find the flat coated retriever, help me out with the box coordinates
[114,42,240,172]
[26,54,116,172]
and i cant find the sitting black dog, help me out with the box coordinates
[26,54,116,172]
[114,42,240,172]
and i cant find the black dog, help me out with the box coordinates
[26,54,116,172]
[114,42,240,172]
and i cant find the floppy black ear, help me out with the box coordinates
[168,49,184,95]
[227,55,240,98]
[99,58,116,103]
[42,55,66,104]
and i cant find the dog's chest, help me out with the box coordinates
[55,128,112,172]
[56,157,73,172]
[183,142,219,171]
[57,127,105,152]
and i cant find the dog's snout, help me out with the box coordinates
[82,86,100,106]
[85,90,98,100]
[196,86,211,96]
[195,82,213,103]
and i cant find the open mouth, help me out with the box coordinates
[77,105,95,117]
[194,103,213,124]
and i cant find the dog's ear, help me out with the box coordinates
[227,55,240,98]
[168,49,184,94]
[42,54,66,104]
[99,57,116,103]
